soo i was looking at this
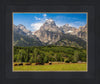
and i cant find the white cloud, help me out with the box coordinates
[31,14,48,31]
[34,16,41,20]
[31,22,43,31]
[34,14,47,22]
[45,19,48,20]
[43,14,47,17]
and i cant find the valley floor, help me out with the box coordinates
[13,62,87,72]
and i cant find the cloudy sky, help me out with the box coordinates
[13,13,87,31]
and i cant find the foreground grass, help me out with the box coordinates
[13,63,87,72]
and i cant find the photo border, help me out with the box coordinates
[12,12,88,72]
[2,5,95,80]
[2,0,100,83]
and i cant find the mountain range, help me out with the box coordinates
[13,19,87,49]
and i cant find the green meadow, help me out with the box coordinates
[13,63,87,71]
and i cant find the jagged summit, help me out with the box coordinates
[17,24,26,27]
[13,24,33,36]
[17,24,26,30]
[39,18,59,32]
[34,19,62,44]
[64,24,70,27]
[46,18,54,22]
[44,18,56,26]
[17,24,25,26]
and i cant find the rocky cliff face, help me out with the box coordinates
[34,19,87,43]
[77,24,87,41]
[13,24,43,46]
[59,24,79,35]
[13,24,33,37]
[78,24,87,32]
[34,19,62,44]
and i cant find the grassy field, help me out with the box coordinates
[13,63,87,72]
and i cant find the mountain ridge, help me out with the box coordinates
[13,19,87,48]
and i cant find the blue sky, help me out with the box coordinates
[13,13,87,31]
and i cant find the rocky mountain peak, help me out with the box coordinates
[17,24,26,30]
[13,24,33,37]
[17,24,25,26]
[64,24,70,27]
[46,18,53,22]
[43,19,56,26]
[79,24,87,32]
[59,24,78,35]
[38,18,60,33]
[34,19,62,44]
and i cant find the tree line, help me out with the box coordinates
[14,46,87,63]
